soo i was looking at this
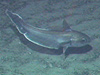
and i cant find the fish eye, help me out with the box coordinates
[81,38,86,42]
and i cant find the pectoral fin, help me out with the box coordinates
[62,46,68,54]
[61,41,71,54]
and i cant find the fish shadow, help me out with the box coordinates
[11,26,92,56]
[65,45,92,58]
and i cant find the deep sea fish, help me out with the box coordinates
[6,9,91,54]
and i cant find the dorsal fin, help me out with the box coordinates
[62,19,71,31]
[48,20,72,32]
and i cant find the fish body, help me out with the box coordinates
[6,10,91,53]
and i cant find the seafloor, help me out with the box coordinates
[0,0,100,75]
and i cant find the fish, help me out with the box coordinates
[5,9,91,54]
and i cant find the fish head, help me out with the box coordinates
[68,31,91,47]
[60,31,91,48]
